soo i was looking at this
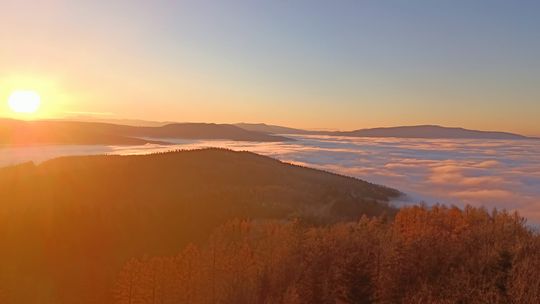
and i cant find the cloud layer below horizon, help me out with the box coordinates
[1,135,539,221]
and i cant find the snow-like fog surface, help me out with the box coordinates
[1,135,540,221]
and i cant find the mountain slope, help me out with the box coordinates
[0,119,290,146]
[121,123,291,141]
[0,118,164,145]
[235,122,314,134]
[0,148,399,303]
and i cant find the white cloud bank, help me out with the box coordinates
[1,135,539,221]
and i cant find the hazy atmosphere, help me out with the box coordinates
[1,1,540,303]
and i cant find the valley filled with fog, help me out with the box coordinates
[2,134,539,221]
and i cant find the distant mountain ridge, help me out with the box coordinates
[0,119,290,146]
[329,125,533,140]
[236,123,534,140]
[2,118,530,145]
[235,123,313,135]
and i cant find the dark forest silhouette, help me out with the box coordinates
[0,149,397,303]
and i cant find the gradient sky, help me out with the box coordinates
[1,0,539,135]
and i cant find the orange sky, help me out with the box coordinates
[1,1,539,136]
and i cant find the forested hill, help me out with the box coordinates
[0,148,399,303]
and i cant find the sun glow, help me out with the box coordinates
[8,90,41,114]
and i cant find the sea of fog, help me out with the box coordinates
[2,134,540,221]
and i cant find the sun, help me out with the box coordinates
[8,90,41,114]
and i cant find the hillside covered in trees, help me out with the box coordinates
[0,149,398,303]
[2,149,537,304]
[114,206,540,304]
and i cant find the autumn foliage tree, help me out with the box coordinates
[113,205,540,304]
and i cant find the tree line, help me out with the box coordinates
[113,205,540,303]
